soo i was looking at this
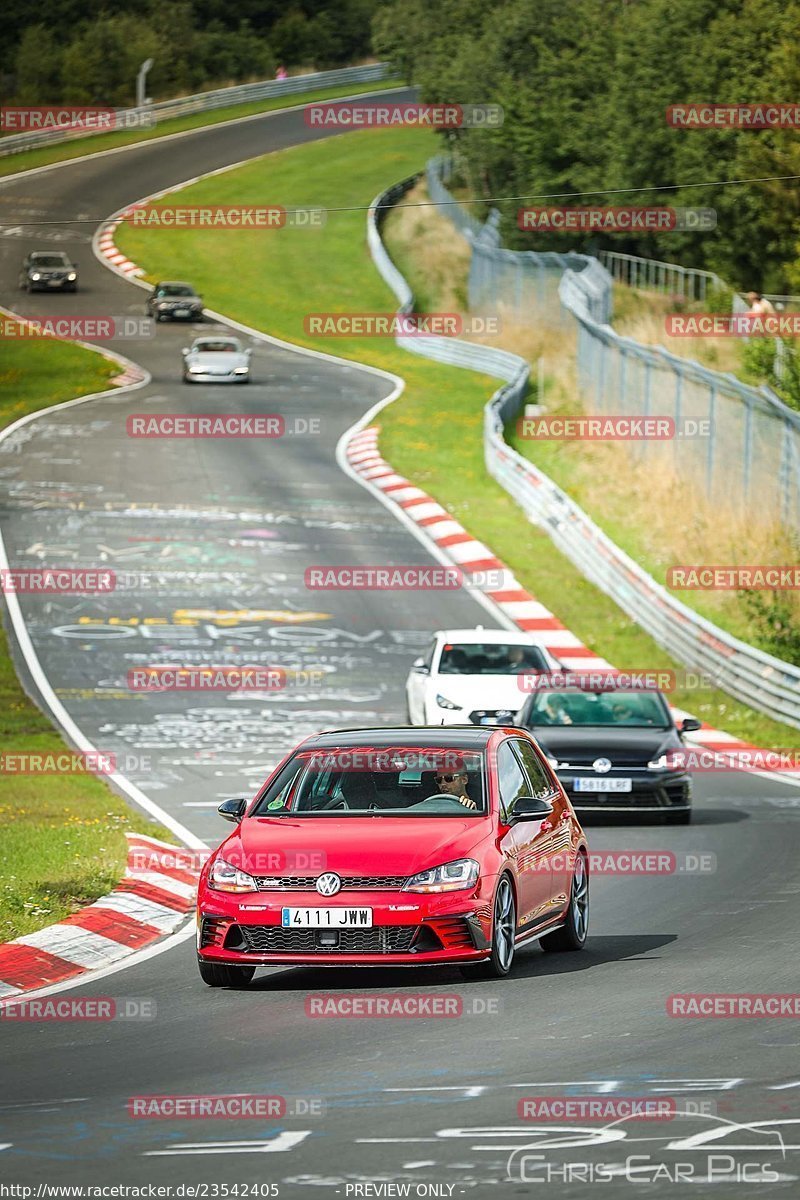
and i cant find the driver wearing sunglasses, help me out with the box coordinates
[434,758,477,810]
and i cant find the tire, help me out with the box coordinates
[540,852,589,953]
[198,958,255,988]
[665,808,692,825]
[461,875,516,980]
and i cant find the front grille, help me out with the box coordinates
[238,924,417,954]
[254,874,407,891]
[469,709,515,725]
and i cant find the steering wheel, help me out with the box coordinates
[314,794,349,811]
[410,793,474,810]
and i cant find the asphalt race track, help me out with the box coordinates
[1,93,800,1196]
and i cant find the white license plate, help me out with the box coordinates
[574,777,633,793]
[281,907,372,928]
[173,308,189,317]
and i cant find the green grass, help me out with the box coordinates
[114,126,800,750]
[0,330,173,941]
[0,80,400,179]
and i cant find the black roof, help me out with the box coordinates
[302,725,509,750]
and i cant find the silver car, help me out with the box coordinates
[181,336,252,384]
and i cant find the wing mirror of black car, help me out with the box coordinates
[412,657,429,674]
[509,795,554,823]
[218,797,247,823]
[680,717,702,733]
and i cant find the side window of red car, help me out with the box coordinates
[513,738,557,801]
[497,740,529,820]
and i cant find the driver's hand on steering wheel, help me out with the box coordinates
[457,794,477,810]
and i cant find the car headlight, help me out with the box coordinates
[403,858,479,893]
[188,364,203,372]
[233,366,248,374]
[436,693,460,710]
[158,301,171,309]
[647,752,684,771]
[208,858,257,893]
[30,273,40,280]
[67,272,76,281]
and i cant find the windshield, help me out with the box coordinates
[526,690,671,728]
[251,746,487,816]
[157,284,194,296]
[30,254,69,267]
[438,642,548,675]
[195,340,239,353]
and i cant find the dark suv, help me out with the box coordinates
[19,251,78,292]
[146,281,204,322]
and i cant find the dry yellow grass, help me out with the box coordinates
[383,181,800,649]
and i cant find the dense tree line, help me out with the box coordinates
[5,0,380,107]
[374,0,800,292]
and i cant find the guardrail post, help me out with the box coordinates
[706,385,717,495]
[742,395,753,498]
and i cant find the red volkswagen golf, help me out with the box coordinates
[196,726,589,986]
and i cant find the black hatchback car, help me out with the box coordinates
[515,687,700,823]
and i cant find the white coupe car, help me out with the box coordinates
[182,337,251,383]
[405,628,561,726]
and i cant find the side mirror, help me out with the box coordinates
[680,717,702,733]
[412,657,429,674]
[510,795,554,822]
[218,797,247,823]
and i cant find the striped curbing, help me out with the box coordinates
[344,424,789,769]
[0,834,203,1000]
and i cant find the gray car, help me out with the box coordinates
[182,336,251,384]
[19,251,78,292]
[147,281,203,322]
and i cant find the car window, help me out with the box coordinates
[513,738,556,800]
[496,740,529,819]
[422,639,437,670]
[438,642,548,675]
[252,747,487,816]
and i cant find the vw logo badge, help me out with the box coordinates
[592,757,612,774]
[316,872,341,897]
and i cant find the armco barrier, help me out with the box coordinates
[0,63,393,157]
[428,155,800,532]
[369,175,800,730]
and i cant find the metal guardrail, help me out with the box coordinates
[0,63,393,157]
[371,168,800,730]
[427,155,800,533]
[599,250,726,301]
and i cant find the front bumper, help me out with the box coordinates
[185,371,249,383]
[197,886,493,967]
[559,769,691,813]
